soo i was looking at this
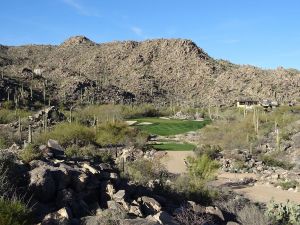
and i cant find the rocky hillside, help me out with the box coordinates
[0,36,299,107]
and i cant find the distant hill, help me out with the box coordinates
[0,36,299,107]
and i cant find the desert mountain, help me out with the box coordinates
[0,36,299,107]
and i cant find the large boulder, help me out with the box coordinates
[138,196,162,215]
[153,211,179,225]
[29,166,56,202]
[205,206,225,221]
[41,207,72,225]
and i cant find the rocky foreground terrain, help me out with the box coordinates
[0,36,299,107]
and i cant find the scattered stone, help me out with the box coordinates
[205,206,225,221]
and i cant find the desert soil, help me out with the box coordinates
[161,150,195,174]
[162,151,300,204]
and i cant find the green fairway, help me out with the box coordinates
[151,142,196,151]
[133,117,210,136]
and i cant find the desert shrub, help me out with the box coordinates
[0,153,32,225]
[262,154,294,170]
[71,104,123,124]
[0,197,32,225]
[171,155,219,202]
[277,180,299,190]
[1,101,15,110]
[199,106,300,152]
[19,144,42,163]
[237,204,269,225]
[187,154,219,187]
[96,121,146,147]
[0,137,7,149]
[124,159,168,185]
[121,104,161,119]
[217,199,269,225]
[0,153,14,197]
[175,205,213,225]
[36,122,95,146]
[266,200,300,225]
[65,144,112,162]
[194,144,222,159]
[0,108,31,124]
[232,160,247,171]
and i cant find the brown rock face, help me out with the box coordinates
[0,36,299,106]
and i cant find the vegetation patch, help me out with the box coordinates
[262,154,294,170]
[36,122,95,146]
[132,117,210,136]
[0,197,32,225]
[151,142,196,151]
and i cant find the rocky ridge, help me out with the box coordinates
[0,36,299,107]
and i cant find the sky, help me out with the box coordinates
[1,0,300,69]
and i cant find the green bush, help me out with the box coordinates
[278,180,298,190]
[170,154,219,202]
[65,144,112,162]
[71,104,123,124]
[0,197,32,225]
[36,122,95,146]
[194,144,222,159]
[187,154,219,184]
[96,121,143,147]
[266,200,300,225]
[0,137,7,149]
[121,104,162,119]
[125,159,168,185]
[0,108,31,124]
[1,101,15,110]
[262,155,294,170]
[18,144,41,163]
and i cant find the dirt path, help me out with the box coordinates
[213,172,300,204]
[161,150,300,204]
[161,151,194,174]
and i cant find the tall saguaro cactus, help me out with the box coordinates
[18,116,22,140]
[28,125,32,144]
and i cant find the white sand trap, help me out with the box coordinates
[161,151,195,174]
[137,122,153,125]
[159,117,170,120]
[125,121,137,126]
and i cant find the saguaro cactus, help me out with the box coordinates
[18,116,21,140]
[28,125,32,144]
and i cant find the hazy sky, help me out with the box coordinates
[1,0,300,69]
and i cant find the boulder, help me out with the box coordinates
[47,139,65,158]
[48,139,64,151]
[80,216,102,225]
[139,196,162,215]
[106,183,115,198]
[186,201,204,213]
[82,163,99,174]
[227,222,240,225]
[153,211,179,225]
[29,166,56,202]
[205,206,225,221]
[113,190,126,202]
[42,207,72,225]
[120,219,160,225]
[129,204,143,217]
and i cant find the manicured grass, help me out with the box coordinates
[133,117,210,136]
[151,142,196,151]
